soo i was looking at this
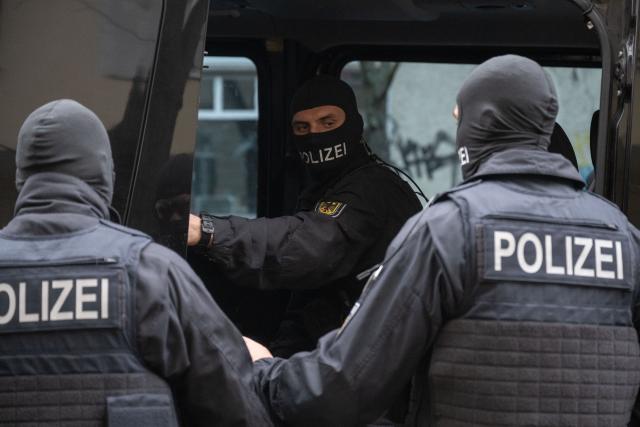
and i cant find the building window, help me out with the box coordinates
[341,61,601,197]
[197,57,258,121]
[192,56,259,217]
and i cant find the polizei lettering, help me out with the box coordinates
[482,222,631,289]
[493,231,623,279]
[0,274,119,333]
[299,142,347,164]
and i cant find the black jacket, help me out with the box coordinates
[0,173,273,427]
[254,149,640,426]
[203,159,422,355]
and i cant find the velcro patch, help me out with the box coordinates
[0,265,123,334]
[315,201,347,218]
[479,219,632,290]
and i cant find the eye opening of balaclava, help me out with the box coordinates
[455,54,559,180]
[290,75,369,181]
[15,99,115,208]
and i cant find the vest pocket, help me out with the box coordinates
[107,393,178,427]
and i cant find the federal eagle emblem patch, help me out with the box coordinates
[315,201,347,218]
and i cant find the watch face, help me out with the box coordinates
[202,219,215,234]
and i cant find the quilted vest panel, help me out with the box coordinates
[425,179,640,426]
[0,220,177,426]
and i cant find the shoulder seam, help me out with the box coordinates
[429,180,482,207]
[587,191,624,212]
[99,219,152,239]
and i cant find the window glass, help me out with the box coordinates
[192,57,258,217]
[0,0,161,227]
[199,76,214,109]
[223,75,256,110]
[545,66,601,182]
[341,61,601,197]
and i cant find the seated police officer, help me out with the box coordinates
[251,55,640,426]
[0,100,272,427]
[188,75,422,357]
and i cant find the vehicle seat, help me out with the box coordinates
[590,110,599,166]
[548,122,578,171]
[586,110,599,190]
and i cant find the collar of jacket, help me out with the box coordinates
[463,147,585,189]
[13,172,110,219]
[297,155,376,210]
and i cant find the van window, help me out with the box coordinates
[545,66,601,182]
[192,56,258,217]
[0,0,162,227]
[341,61,601,196]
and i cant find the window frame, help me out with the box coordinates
[321,45,603,75]
[198,57,259,120]
[322,45,604,189]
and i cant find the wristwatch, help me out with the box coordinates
[198,212,216,249]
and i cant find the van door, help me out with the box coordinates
[610,0,640,225]
[587,0,640,225]
[0,0,210,244]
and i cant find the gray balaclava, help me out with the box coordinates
[15,99,114,206]
[455,55,559,180]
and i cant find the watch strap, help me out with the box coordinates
[198,213,216,249]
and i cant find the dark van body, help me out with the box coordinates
[0,0,639,423]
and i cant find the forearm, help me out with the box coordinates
[256,296,429,425]
[203,213,373,290]
[254,229,450,426]
[175,311,272,426]
[136,246,272,426]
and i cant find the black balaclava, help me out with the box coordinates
[16,99,114,207]
[455,55,559,180]
[291,75,370,182]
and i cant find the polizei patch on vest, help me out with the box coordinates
[0,263,123,334]
[479,218,632,289]
[315,201,347,218]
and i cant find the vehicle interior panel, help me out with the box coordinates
[209,0,599,51]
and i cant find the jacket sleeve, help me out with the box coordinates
[629,224,640,427]
[203,188,384,290]
[135,243,273,427]
[254,202,468,426]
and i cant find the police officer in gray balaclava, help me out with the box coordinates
[252,55,640,426]
[0,99,273,426]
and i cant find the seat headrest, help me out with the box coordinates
[590,110,599,166]
[548,122,578,171]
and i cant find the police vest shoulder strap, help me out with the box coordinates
[587,191,627,213]
[427,179,482,208]
[99,219,153,240]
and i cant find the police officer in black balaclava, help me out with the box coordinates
[0,99,272,426]
[188,75,421,357]
[290,75,370,185]
[251,55,640,426]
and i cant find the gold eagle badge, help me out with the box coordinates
[315,201,347,218]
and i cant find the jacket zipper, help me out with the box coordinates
[0,257,119,268]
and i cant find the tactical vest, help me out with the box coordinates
[425,178,640,426]
[0,220,178,427]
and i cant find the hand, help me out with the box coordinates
[187,214,201,246]
[243,337,273,362]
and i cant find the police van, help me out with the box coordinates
[0,0,637,398]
